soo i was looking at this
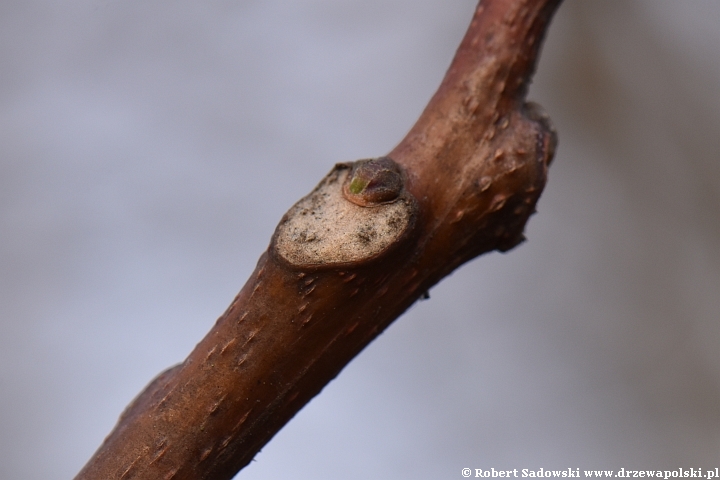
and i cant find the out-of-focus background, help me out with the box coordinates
[2,1,720,478]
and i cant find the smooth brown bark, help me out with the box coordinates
[75,0,562,479]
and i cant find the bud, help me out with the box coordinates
[343,157,403,207]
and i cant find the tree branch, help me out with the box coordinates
[75,0,562,479]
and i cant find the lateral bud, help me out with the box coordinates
[343,157,404,207]
[522,101,557,163]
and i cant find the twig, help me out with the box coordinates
[75,0,562,478]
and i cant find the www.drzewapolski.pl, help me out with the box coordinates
[462,468,720,479]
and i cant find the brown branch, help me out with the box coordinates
[75,1,562,479]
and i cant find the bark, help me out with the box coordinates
[75,0,562,479]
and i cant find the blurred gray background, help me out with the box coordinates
[2,1,720,478]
